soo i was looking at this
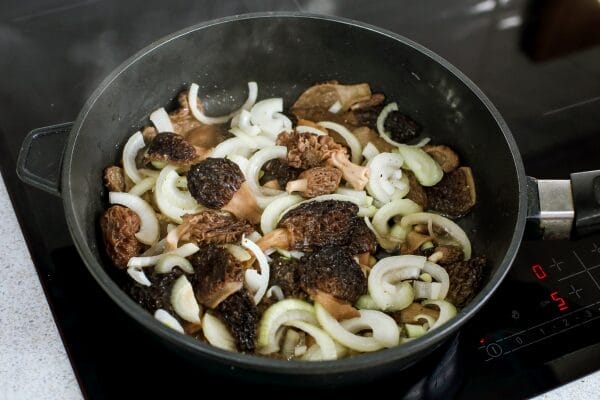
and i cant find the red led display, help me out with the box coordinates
[550,291,569,312]
[532,264,547,280]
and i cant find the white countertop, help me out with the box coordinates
[0,172,597,399]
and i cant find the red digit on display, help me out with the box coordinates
[550,291,569,312]
[532,264,547,280]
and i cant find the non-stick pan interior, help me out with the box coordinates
[63,14,524,374]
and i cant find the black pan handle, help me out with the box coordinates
[16,122,73,197]
[526,170,600,239]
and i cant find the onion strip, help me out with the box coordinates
[188,81,258,125]
[260,194,303,234]
[109,192,159,245]
[376,102,404,147]
[242,236,270,305]
[284,320,337,360]
[149,107,174,133]
[122,131,146,184]
[128,176,156,197]
[203,312,236,351]
[318,121,363,164]
[154,309,184,333]
[127,243,200,268]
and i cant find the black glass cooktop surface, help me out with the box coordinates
[1,1,599,398]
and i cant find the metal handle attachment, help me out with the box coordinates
[16,122,73,197]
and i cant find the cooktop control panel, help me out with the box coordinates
[471,237,600,364]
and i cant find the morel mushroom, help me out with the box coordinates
[190,244,244,308]
[404,170,428,210]
[145,132,204,166]
[166,210,254,250]
[425,166,476,218]
[127,268,183,313]
[390,302,440,325]
[268,255,305,299]
[286,166,342,198]
[100,205,143,268]
[426,245,464,265]
[215,288,258,353]
[445,256,486,308]
[256,200,359,252]
[187,158,261,224]
[346,218,377,256]
[103,166,126,192]
[276,131,369,190]
[261,158,302,188]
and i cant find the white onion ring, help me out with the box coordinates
[422,300,457,330]
[296,125,327,136]
[376,102,404,147]
[188,82,258,125]
[109,192,159,245]
[155,254,194,274]
[284,320,337,360]
[155,165,200,223]
[400,212,471,259]
[154,309,184,333]
[423,261,450,300]
[258,299,317,354]
[328,100,342,114]
[250,98,290,137]
[122,131,146,184]
[128,176,156,197]
[368,255,426,311]
[318,121,363,164]
[362,142,380,162]
[149,107,174,133]
[127,267,151,286]
[372,199,422,243]
[246,146,288,207]
[171,275,201,323]
[202,312,236,351]
[242,236,270,305]
[396,144,443,187]
[366,152,405,204]
[127,243,200,268]
[260,194,303,234]
[315,304,399,352]
[266,285,285,301]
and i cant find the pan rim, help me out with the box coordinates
[61,11,527,375]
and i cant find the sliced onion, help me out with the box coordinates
[202,312,236,351]
[250,98,290,137]
[155,254,194,274]
[328,100,343,114]
[155,165,200,223]
[231,109,261,136]
[318,121,362,164]
[362,142,380,162]
[405,323,427,338]
[376,102,404,147]
[127,243,200,268]
[366,152,405,204]
[368,255,427,311]
[171,275,201,323]
[175,176,188,188]
[127,267,151,286]
[413,137,431,147]
[400,212,471,259]
[315,303,399,352]
[296,125,327,136]
[257,299,317,354]
[109,192,159,245]
[422,300,457,330]
[260,194,303,234]
[245,146,288,208]
[413,281,443,300]
[188,83,230,125]
[122,131,146,184]
[154,309,184,334]
[284,320,337,360]
[139,168,160,178]
[240,81,258,111]
[364,216,399,251]
[225,244,251,263]
[128,176,156,197]
[247,231,262,242]
[266,285,285,301]
[242,236,270,305]
[423,261,449,299]
[371,199,422,245]
[335,187,370,205]
[413,313,436,327]
[355,294,380,310]
[397,144,443,187]
[149,107,174,133]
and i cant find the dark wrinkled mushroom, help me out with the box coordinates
[269,255,305,299]
[423,144,460,173]
[445,256,486,308]
[166,210,254,250]
[300,247,367,303]
[427,245,464,265]
[127,268,183,313]
[404,170,428,210]
[384,111,421,143]
[145,132,203,166]
[347,218,377,255]
[187,158,261,224]
[276,131,369,190]
[256,200,359,252]
[168,90,203,135]
[425,166,476,218]
[261,158,302,189]
[190,244,244,308]
[104,166,126,192]
[215,288,258,353]
[286,166,342,198]
[100,205,143,268]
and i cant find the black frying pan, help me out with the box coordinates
[16,13,600,384]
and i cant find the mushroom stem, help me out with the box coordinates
[263,179,281,190]
[285,178,308,194]
[166,223,189,251]
[328,151,369,191]
[310,290,360,321]
[256,228,291,252]
[222,182,261,225]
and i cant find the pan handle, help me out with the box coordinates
[526,170,600,239]
[16,122,72,197]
